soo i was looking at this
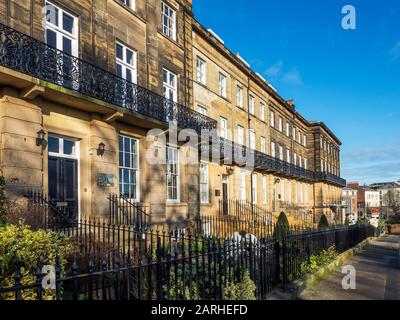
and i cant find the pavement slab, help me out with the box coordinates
[301,235,400,300]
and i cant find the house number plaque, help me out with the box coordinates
[97,174,114,188]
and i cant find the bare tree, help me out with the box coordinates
[384,189,400,222]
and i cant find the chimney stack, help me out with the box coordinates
[286,99,295,108]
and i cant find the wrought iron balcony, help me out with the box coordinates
[200,137,346,185]
[0,23,217,134]
[201,137,317,181]
[315,172,347,187]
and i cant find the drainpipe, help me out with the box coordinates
[247,76,254,219]
[6,0,10,26]
[183,7,188,107]
[313,131,317,223]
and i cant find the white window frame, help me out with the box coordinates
[163,67,177,102]
[252,173,258,204]
[161,1,177,41]
[237,125,244,145]
[279,145,284,161]
[48,135,80,160]
[260,102,265,121]
[166,146,180,202]
[286,122,290,137]
[48,134,81,218]
[120,0,136,11]
[270,110,275,127]
[219,73,227,98]
[240,170,246,201]
[280,179,285,202]
[196,57,206,84]
[119,135,140,202]
[236,86,243,108]
[278,117,283,132]
[249,130,256,150]
[262,176,267,204]
[45,1,79,57]
[197,105,207,115]
[260,136,266,153]
[220,117,228,139]
[249,95,255,115]
[293,127,296,142]
[200,162,209,204]
[294,153,298,166]
[303,134,307,147]
[297,182,301,204]
[286,149,291,163]
[116,41,137,84]
[271,141,276,158]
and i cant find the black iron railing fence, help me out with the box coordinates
[25,190,78,229]
[198,214,275,239]
[218,199,273,219]
[0,222,377,301]
[0,23,217,134]
[108,194,149,228]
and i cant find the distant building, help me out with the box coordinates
[364,189,380,208]
[369,181,400,207]
[347,182,366,208]
[342,188,358,222]
[347,182,380,218]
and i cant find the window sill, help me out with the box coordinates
[166,201,187,207]
[113,0,146,23]
[193,81,231,104]
[200,203,212,207]
[158,31,184,50]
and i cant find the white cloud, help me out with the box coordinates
[282,69,303,85]
[342,146,400,184]
[389,41,400,60]
[264,61,303,86]
[265,60,284,78]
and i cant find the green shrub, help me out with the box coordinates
[0,222,73,300]
[222,270,256,300]
[162,269,200,300]
[300,245,338,275]
[274,212,290,240]
[0,175,6,225]
[318,214,330,228]
[388,214,400,224]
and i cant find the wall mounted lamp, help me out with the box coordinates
[36,129,47,148]
[97,142,106,156]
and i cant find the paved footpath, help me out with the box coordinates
[301,235,400,300]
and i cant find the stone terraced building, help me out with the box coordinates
[0,0,346,227]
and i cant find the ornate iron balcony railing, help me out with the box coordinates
[200,137,346,186]
[201,137,322,182]
[315,172,346,187]
[0,23,217,134]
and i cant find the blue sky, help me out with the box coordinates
[193,0,400,184]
